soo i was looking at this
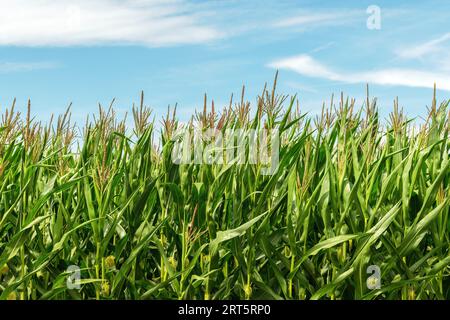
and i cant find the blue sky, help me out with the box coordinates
[1,0,450,125]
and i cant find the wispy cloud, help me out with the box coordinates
[271,55,340,80]
[310,42,335,54]
[396,33,450,59]
[269,54,450,91]
[272,10,363,29]
[0,61,59,73]
[0,0,222,47]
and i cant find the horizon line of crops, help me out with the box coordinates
[0,74,449,300]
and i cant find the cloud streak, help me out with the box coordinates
[272,10,363,29]
[396,33,450,59]
[0,0,221,47]
[0,61,59,73]
[269,54,450,91]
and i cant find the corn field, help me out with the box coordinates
[0,77,449,300]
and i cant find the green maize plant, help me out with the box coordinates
[0,75,449,300]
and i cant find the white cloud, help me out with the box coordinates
[396,33,450,59]
[269,54,450,91]
[273,10,362,28]
[0,61,58,73]
[359,69,450,90]
[0,0,221,47]
[270,55,340,80]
